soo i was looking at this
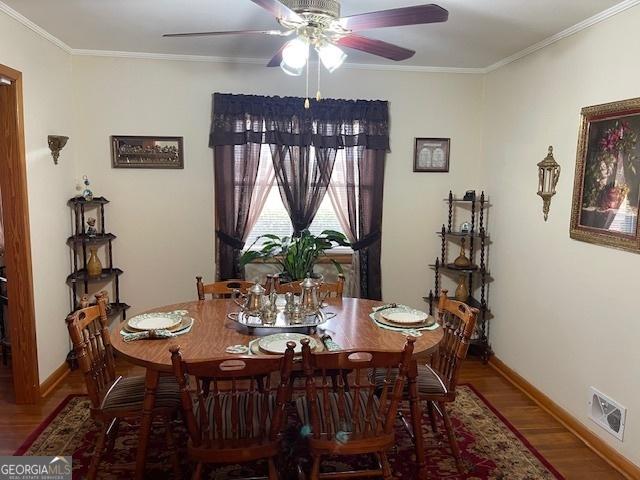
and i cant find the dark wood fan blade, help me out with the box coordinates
[336,34,415,61]
[267,43,287,67]
[339,4,448,31]
[163,29,291,38]
[251,0,304,23]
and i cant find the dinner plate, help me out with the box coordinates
[250,337,323,356]
[127,311,184,331]
[123,316,193,334]
[381,307,429,325]
[258,333,317,355]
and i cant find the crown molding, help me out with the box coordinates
[0,1,72,53]
[1,0,639,75]
[71,48,485,74]
[485,0,640,72]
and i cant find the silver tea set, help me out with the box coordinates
[233,277,329,325]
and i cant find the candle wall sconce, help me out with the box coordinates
[537,146,561,221]
[48,135,69,165]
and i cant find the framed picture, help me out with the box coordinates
[570,97,640,252]
[111,136,184,169]
[413,138,450,172]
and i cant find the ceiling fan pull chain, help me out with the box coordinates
[304,59,310,109]
[316,59,322,102]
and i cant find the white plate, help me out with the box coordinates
[258,333,317,355]
[127,312,183,331]
[381,308,428,325]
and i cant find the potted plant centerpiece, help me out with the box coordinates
[240,229,350,283]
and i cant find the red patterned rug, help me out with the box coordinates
[16,384,563,479]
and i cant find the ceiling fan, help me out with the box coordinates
[164,0,449,75]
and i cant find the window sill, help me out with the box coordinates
[245,252,353,265]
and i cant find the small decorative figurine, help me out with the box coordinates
[82,175,93,201]
[460,222,471,234]
[463,190,476,201]
[86,217,98,237]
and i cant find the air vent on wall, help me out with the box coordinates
[588,387,626,441]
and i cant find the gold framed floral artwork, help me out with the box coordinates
[570,98,640,252]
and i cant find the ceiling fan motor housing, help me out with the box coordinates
[284,0,341,19]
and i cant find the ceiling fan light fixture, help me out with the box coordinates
[281,37,309,76]
[317,43,347,72]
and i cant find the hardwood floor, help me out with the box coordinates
[0,358,627,479]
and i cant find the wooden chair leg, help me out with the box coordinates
[380,452,393,480]
[163,416,182,480]
[88,425,107,480]
[268,457,279,480]
[310,455,321,480]
[439,401,464,474]
[191,462,203,480]
[427,401,438,434]
[105,418,121,454]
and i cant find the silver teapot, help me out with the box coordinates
[299,277,329,314]
[234,282,265,316]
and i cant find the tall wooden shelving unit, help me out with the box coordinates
[66,196,129,321]
[426,190,493,360]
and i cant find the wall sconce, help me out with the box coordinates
[537,146,561,221]
[48,135,69,165]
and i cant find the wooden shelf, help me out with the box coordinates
[68,196,110,206]
[423,295,490,313]
[67,268,123,283]
[429,264,489,275]
[108,302,130,320]
[67,233,116,245]
[437,230,488,238]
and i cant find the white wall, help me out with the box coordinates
[0,12,74,382]
[71,56,485,314]
[483,5,640,467]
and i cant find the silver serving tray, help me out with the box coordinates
[228,309,327,335]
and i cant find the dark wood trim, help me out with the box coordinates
[39,362,70,399]
[489,356,640,480]
[0,63,40,404]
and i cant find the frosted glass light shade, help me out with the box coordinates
[281,37,309,76]
[318,43,347,72]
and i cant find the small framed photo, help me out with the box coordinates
[414,138,450,172]
[111,135,184,169]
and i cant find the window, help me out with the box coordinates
[243,147,351,252]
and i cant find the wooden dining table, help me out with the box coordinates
[111,297,444,480]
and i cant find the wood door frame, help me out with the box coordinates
[0,63,40,404]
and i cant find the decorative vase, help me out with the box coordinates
[455,275,469,302]
[453,237,472,269]
[87,247,103,278]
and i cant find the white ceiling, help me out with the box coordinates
[1,0,628,69]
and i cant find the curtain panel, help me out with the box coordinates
[210,93,389,299]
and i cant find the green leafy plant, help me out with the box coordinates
[240,229,350,282]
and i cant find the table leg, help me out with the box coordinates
[135,368,159,480]
[408,361,428,479]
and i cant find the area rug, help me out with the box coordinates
[15,384,563,479]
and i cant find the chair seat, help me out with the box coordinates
[101,375,181,413]
[372,364,448,396]
[295,390,381,435]
[196,392,276,440]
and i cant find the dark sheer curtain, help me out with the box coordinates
[213,143,261,280]
[210,93,389,296]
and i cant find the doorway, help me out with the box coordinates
[0,63,39,404]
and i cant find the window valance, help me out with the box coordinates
[210,93,389,151]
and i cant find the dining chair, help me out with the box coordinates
[170,342,296,480]
[275,274,346,299]
[66,291,182,480]
[195,276,254,300]
[373,289,478,474]
[297,336,416,479]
